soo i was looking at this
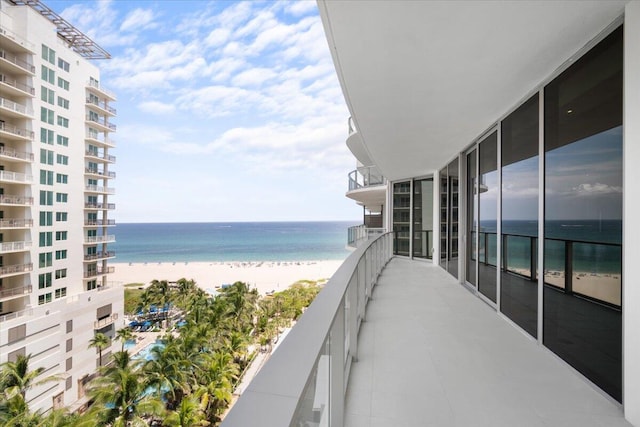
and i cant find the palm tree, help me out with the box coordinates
[88,332,110,367]
[143,341,189,409]
[114,328,134,352]
[195,351,239,422]
[164,396,209,427]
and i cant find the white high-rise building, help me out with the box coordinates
[0,0,122,412]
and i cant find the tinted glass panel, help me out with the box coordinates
[501,94,539,337]
[543,27,622,402]
[413,178,433,259]
[478,131,498,302]
[440,166,448,266]
[393,181,411,256]
[447,158,459,278]
[466,150,477,286]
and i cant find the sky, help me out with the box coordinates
[48,0,360,223]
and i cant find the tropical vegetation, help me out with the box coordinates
[0,278,322,426]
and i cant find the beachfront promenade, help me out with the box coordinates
[344,258,629,426]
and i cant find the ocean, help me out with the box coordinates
[111,221,357,263]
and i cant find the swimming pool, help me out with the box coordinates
[133,340,165,361]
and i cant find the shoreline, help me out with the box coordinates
[110,259,345,295]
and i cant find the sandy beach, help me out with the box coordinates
[110,260,344,294]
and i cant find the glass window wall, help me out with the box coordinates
[393,181,411,256]
[413,178,434,259]
[478,131,498,303]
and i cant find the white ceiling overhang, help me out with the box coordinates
[319,0,628,181]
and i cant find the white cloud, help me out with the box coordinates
[120,8,156,32]
[284,1,318,17]
[232,68,278,87]
[205,28,231,47]
[573,183,622,195]
[138,101,176,114]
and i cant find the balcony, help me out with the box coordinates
[85,185,115,195]
[0,96,33,118]
[0,74,35,97]
[85,115,116,132]
[223,241,629,427]
[0,240,31,254]
[83,251,115,261]
[85,150,116,163]
[0,170,32,184]
[86,80,116,101]
[0,48,35,74]
[85,167,116,179]
[0,146,34,162]
[346,167,386,208]
[0,308,32,323]
[347,166,386,191]
[0,263,32,277]
[0,194,33,206]
[94,312,118,329]
[84,266,115,278]
[86,131,116,147]
[0,24,35,52]
[84,219,115,227]
[347,225,386,248]
[0,285,32,302]
[84,202,116,210]
[86,97,116,115]
[0,122,33,141]
[84,235,115,244]
[0,218,33,228]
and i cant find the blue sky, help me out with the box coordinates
[49,0,359,223]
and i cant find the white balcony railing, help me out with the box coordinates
[86,97,117,115]
[0,195,33,205]
[85,115,116,131]
[0,308,32,323]
[85,185,116,194]
[0,241,32,253]
[0,263,33,276]
[0,96,33,116]
[222,233,393,426]
[0,218,33,228]
[0,170,32,183]
[347,225,387,248]
[94,312,118,329]
[348,166,386,191]
[0,285,32,299]
[84,235,116,244]
[0,74,35,95]
[87,80,116,100]
[0,146,34,162]
[0,24,35,51]
[0,122,33,140]
[0,48,35,73]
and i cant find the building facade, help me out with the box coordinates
[0,0,122,412]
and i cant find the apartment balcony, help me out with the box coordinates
[0,146,34,163]
[0,24,35,52]
[85,167,116,179]
[0,218,33,228]
[0,74,35,97]
[84,219,115,227]
[84,235,115,244]
[83,251,115,262]
[346,117,373,167]
[86,97,116,116]
[85,115,116,132]
[0,285,32,302]
[347,225,386,248]
[85,185,115,195]
[0,96,33,118]
[84,202,116,210]
[0,194,33,206]
[0,170,32,184]
[223,237,629,427]
[0,307,32,323]
[86,131,116,148]
[86,80,116,101]
[94,312,118,329]
[0,263,32,278]
[85,150,116,163]
[346,167,386,208]
[0,48,35,74]
[0,240,31,254]
[0,122,33,141]
[84,266,115,279]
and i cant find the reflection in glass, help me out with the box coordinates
[440,167,448,266]
[393,181,411,256]
[466,150,477,286]
[500,94,539,337]
[478,132,497,303]
[447,158,459,278]
[543,26,622,401]
[413,178,433,259]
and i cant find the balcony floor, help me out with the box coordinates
[345,258,629,427]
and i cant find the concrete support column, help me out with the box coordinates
[623,3,640,424]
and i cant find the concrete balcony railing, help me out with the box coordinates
[86,115,116,131]
[0,218,33,228]
[0,96,33,116]
[84,235,115,244]
[222,233,393,426]
[0,170,32,183]
[86,97,117,115]
[0,48,35,73]
[85,168,116,178]
[84,251,115,261]
[347,225,387,248]
[0,146,34,162]
[0,241,32,253]
[0,285,32,300]
[85,185,116,195]
[0,195,33,205]
[0,74,35,96]
[0,308,32,323]
[0,263,33,276]
[348,166,386,191]
[94,312,118,329]
[0,122,34,140]
[84,202,116,210]
[84,219,116,226]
